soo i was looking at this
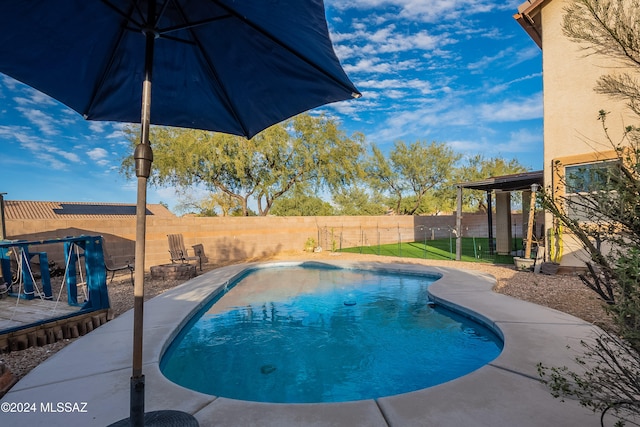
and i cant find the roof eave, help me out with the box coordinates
[514,0,546,49]
[514,12,542,49]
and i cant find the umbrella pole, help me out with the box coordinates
[131,174,149,426]
[130,5,156,425]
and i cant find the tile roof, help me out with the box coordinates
[4,200,175,220]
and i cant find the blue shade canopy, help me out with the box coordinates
[0,0,360,138]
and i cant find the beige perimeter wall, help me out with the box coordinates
[5,213,538,271]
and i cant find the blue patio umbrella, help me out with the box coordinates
[0,1,359,425]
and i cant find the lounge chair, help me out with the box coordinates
[167,234,202,270]
[103,244,134,285]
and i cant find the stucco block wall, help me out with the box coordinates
[5,213,536,271]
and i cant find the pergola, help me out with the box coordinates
[454,170,544,260]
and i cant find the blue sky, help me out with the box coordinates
[0,0,540,212]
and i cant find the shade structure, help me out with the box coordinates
[0,1,359,425]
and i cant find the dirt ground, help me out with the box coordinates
[0,251,610,386]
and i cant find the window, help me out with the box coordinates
[565,160,618,194]
[564,160,619,221]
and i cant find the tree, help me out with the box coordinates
[270,191,334,216]
[252,114,365,215]
[332,187,388,216]
[536,1,640,423]
[408,190,456,215]
[364,144,404,214]
[121,113,365,216]
[174,191,243,217]
[365,141,461,215]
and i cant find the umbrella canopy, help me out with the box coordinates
[0,1,359,425]
[0,0,359,138]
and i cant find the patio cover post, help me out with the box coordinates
[456,185,462,260]
[524,183,539,258]
[487,191,494,255]
[0,193,6,240]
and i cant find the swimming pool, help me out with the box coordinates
[160,265,503,403]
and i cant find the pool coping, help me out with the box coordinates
[1,260,601,426]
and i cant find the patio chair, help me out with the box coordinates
[167,234,202,270]
[103,244,134,286]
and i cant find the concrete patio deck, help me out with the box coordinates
[1,261,602,426]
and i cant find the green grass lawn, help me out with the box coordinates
[339,237,519,264]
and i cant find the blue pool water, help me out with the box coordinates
[160,266,503,403]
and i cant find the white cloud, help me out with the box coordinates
[344,57,419,74]
[89,121,108,133]
[357,78,434,94]
[335,24,456,59]
[384,89,409,99]
[0,125,31,144]
[448,130,542,158]
[507,45,542,69]
[507,127,543,148]
[1,75,19,91]
[358,87,543,153]
[106,129,126,139]
[467,49,511,72]
[479,93,543,122]
[25,142,79,169]
[13,97,31,106]
[57,150,81,163]
[0,124,81,169]
[16,107,58,136]
[326,97,380,117]
[87,147,108,161]
[485,72,542,94]
[33,153,69,170]
[327,0,520,23]
[25,88,57,106]
[12,87,57,107]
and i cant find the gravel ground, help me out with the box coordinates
[0,252,611,388]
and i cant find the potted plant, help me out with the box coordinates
[513,256,536,271]
[304,237,316,252]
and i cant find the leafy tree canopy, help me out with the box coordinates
[121,113,365,216]
[365,140,461,215]
[270,191,334,216]
[332,187,388,216]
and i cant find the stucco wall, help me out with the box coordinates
[5,213,538,271]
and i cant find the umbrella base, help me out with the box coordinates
[107,410,199,426]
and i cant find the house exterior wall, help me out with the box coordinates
[535,0,636,267]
